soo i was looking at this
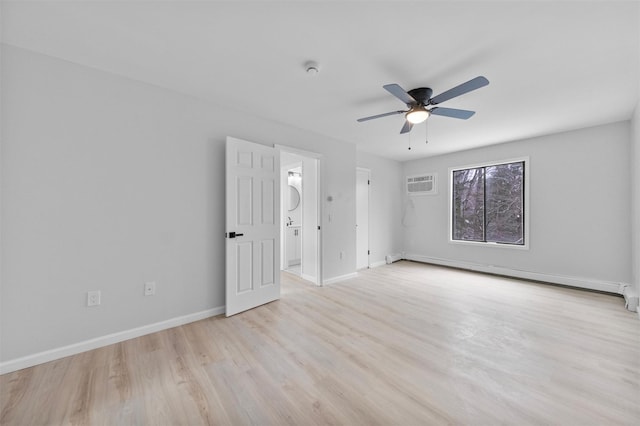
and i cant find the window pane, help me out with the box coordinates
[452,167,485,241]
[485,162,524,244]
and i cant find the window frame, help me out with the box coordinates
[448,157,530,250]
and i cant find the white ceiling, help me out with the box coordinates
[2,1,639,161]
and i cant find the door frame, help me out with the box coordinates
[356,167,371,270]
[275,144,323,286]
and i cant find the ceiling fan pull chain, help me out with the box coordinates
[425,120,429,145]
[408,131,412,150]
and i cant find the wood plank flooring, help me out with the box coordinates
[1,261,639,425]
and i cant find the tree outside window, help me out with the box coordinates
[452,161,524,245]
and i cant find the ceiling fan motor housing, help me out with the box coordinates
[407,87,433,105]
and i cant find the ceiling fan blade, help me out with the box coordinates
[357,110,405,122]
[400,120,413,134]
[429,76,489,105]
[430,107,476,119]
[383,84,417,105]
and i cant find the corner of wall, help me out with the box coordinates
[630,99,640,312]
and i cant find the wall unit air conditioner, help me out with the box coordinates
[407,173,437,195]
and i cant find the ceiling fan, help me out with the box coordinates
[357,76,490,134]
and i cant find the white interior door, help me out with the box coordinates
[356,168,370,269]
[226,137,280,316]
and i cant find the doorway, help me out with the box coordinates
[283,163,302,275]
[279,148,322,285]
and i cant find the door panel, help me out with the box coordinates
[226,137,280,316]
[236,242,253,293]
[260,239,275,286]
[237,176,253,225]
[261,180,275,224]
[356,169,370,270]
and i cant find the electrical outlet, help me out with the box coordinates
[144,281,156,296]
[87,290,101,307]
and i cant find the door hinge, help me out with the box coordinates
[368,180,370,185]
[317,225,321,230]
[368,250,370,255]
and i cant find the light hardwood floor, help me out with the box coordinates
[1,261,639,425]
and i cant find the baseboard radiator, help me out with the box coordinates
[385,253,403,264]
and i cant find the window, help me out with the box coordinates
[451,159,527,246]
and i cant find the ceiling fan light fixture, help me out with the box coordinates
[406,106,430,124]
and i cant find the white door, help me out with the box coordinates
[225,137,280,316]
[356,168,370,269]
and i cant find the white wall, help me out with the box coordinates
[356,151,404,267]
[403,122,632,291]
[631,101,640,305]
[0,45,357,364]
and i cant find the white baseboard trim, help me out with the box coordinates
[620,285,639,312]
[322,272,358,285]
[0,306,225,375]
[404,253,625,295]
[370,260,387,268]
[301,273,319,285]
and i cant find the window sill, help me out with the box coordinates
[449,239,530,250]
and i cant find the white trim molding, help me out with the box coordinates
[404,253,626,295]
[301,273,320,285]
[322,272,358,285]
[0,306,225,375]
[620,284,639,312]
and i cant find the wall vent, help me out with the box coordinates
[407,173,437,195]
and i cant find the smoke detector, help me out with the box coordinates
[305,61,319,75]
